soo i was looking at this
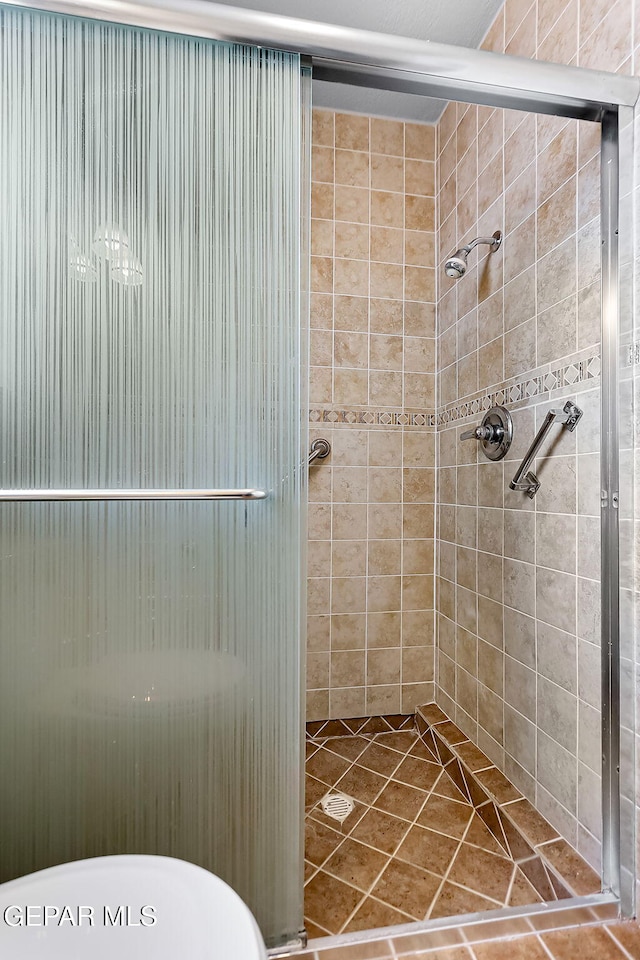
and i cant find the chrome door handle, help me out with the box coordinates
[0,488,268,501]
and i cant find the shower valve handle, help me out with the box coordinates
[460,424,499,442]
[459,406,513,462]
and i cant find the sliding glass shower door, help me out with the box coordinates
[0,6,307,948]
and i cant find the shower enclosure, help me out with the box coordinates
[2,0,639,951]
[0,4,308,949]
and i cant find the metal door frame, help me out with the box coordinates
[3,0,638,944]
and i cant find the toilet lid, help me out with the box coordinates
[0,855,267,960]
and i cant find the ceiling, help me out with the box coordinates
[213,0,505,122]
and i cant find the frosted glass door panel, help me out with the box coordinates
[0,7,305,948]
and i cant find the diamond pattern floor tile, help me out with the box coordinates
[304,721,542,938]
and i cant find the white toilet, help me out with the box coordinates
[0,855,267,959]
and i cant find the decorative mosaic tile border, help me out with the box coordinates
[416,703,601,903]
[624,340,640,365]
[305,713,414,739]
[309,408,436,427]
[437,352,601,427]
[307,352,602,431]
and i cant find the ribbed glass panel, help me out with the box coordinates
[0,6,305,947]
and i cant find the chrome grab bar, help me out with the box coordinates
[509,400,582,498]
[0,488,268,501]
[308,438,331,465]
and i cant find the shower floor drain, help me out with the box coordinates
[320,791,354,823]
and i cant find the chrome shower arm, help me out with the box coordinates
[464,234,502,253]
[444,230,502,278]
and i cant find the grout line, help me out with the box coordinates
[303,862,321,888]
[502,860,520,909]
[339,889,419,933]
[304,916,334,939]
[423,815,471,920]
[603,926,640,960]
[537,934,558,960]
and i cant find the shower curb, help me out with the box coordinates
[416,703,601,904]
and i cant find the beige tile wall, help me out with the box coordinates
[432,0,639,875]
[307,110,437,721]
[436,381,602,868]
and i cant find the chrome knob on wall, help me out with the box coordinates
[460,405,513,461]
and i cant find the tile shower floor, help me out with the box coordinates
[304,725,542,938]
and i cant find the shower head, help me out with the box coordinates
[445,251,469,278]
[444,231,502,279]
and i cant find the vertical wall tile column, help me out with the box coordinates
[307,110,437,722]
[434,0,608,873]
